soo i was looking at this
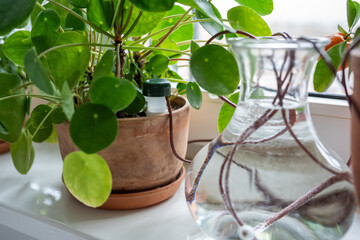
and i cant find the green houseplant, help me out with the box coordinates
[0,0,275,208]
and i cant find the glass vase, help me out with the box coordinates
[185,37,356,240]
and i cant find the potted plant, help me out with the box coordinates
[0,0,274,209]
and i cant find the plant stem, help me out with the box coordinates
[38,43,113,59]
[10,82,33,93]
[169,58,190,62]
[115,43,121,78]
[139,8,193,60]
[47,0,115,40]
[118,5,133,37]
[122,11,143,39]
[96,34,104,64]
[165,78,188,84]
[122,45,191,56]
[111,0,123,30]
[0,94,61,102]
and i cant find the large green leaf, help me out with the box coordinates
[70,103,118,153]
[227,6,271,36]
[87,0,113,31]
[218,92,239,133]
[130,0,176,12]
[93,50,115,80]
[0,0,36,35]
[347,0,360,30]
[153,5,194,50]
[63,151,112,207]
[313,42,347,92]
[0,73,27,143]
[46,31,91,90]
[90,76,137,112]
[66,0,89,8]
[123,4,166,37]
[234,0,273,16]
[31,9,61,53]
[10,130,34,175]
[24,47,55,95]
[190,44,239,96]
[2,31,33,66]
[195,3,223,40]
[186,82,202,110]
[29,104,53,129]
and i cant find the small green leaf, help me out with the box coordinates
[66,0,88,8]
[24,47,55,95]
[123,90,146,115]
[70,103,118,153]
[46,31,91,90]
[29,105,53,129]
[186,82,202,110]
[190,41,200,54]
[338,24,348,35]
[195,3,223,40]
[347,0,360,30]
[65,7,87,31]
[0,73,27,143]
[218,92,239,133]
[52,107,67,124]
[63,151,112,207]
[0,0,36,35]
[227,6,271,36]
[93,50,115,80]
[31,9,61,53]
[147,55,169,76]
[313,42,347,92]
[87,0,113,31]
[153,40,181,58]
[10,130,35,175]
[31,0,72,28]
[27,122,53,143]
[2,31,33,66]
[176,0,198,9]
[176,82,187,95]
[62,82,75,120]
[191,44,240,96]
[90,76,137,112]
[130,0,176,12]
[234,0,273,16]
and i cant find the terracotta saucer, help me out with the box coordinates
[99,166,186,210]
[0,140,10,154]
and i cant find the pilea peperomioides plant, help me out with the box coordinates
[0,0,274,207]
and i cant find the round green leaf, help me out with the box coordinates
[190,44,240,96]
[123,90,146,115]
[90,77,137,112]
[31,9,61,53]
[0,0,36,35]
[147,55,169,76]
[31,0,72,28]
[0,73,27,143]
[153,40,181,58]
[87,0,113,31]
[130,0,175,12]
[63,151,112,208]
[234,0,273,16]
[46,31,91,90]
[218,92,239,133]
[70,103,118,153]
[186,82,202,110]
[10,130,35,175]
[313,42,347,92]
[176,83,187,95]
[2,31,33,66]
[27,123,53,143]
[227,6,271,37]
[66,0,88,8]
[29,104,53,129]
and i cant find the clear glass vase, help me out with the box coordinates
[185,37,356,240]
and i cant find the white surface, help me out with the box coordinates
[0,144,359,240]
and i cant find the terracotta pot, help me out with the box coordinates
[351,49,360,204]
[56,97,190,193]
[0,140,10,154]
